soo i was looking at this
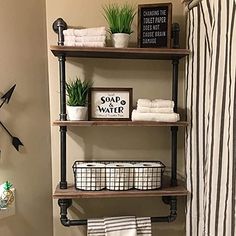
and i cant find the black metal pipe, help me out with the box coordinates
[59,56,67,121]
[60,126,67,189]
[58,197,177,227]
[172,23,180,49]
[171,127,178,186]
[53,18,67,46]
[172,60,179,113]
[59,55,67,189]
[170,59,179,187]
[53,17,68,189]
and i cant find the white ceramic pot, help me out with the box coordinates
[111,33,130,48]
[67,106,87,121]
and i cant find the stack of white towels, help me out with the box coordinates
[63,27,106,47]
[132,99,180,122]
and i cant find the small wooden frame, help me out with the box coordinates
[88,88,133,121]
[138,3,172,48]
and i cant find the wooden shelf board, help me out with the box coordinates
[50,46,190,60]
[53,120,189,127]
[53,183,188,199]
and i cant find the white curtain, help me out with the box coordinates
[185,0,236,235]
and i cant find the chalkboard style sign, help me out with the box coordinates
[88,88,133,121]
[138,3,172,48]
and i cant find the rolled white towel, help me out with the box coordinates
[63,29,75,36]
[75,35,106,42]
[74,27,106,37]
[64,35,76,41]
[75,42,106,47]
[132,110,180,122]
[137,99,174,108]
[137,107,174,113]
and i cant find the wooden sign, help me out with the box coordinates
[88,88,132,121]
[138,3,172,48]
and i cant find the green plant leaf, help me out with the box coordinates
[103,3,136,34]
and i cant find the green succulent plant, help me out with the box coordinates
[65,78,93,107]
[103,3,136,34]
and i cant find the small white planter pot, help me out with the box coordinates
[111,33,130,48]
[67,106,87,121]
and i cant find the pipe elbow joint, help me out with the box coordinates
[168,213,177,222]
[60,218,70,227]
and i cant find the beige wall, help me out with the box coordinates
[46,0,186,235]
[0,1,53,236]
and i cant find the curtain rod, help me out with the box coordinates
[182,0,202,11]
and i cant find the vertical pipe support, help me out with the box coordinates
[53,18,68,189]
[171,59,179,186]
[59,54,67,189]
[172,23,180,49]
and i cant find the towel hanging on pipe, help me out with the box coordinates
[87,216,152,236]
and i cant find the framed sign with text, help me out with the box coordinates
[138,3,172,48]
[88,88,133,121]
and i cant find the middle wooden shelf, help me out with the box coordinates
[53,120,189,127]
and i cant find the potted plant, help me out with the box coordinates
[103,3,136,48]
[66,78,93,120]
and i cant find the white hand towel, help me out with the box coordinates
[74,27,106,37]
[75,35,106,42]
[64,35,76,41]
[63,29,75,36]
[137,107,174,113]
[137,99,174,108]
[136,217,152,236]
[104,216,137,236]
[75,42,106,48]
[132,110,180,122]
[87,218,105,236]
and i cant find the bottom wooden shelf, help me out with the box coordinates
[53,180,188,199]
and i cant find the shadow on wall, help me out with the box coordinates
[68,126,171,161]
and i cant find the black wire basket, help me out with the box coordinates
[73,160,165,191]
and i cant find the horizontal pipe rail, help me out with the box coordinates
[58,197,177,227]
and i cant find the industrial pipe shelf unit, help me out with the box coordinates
[51,18,189,227]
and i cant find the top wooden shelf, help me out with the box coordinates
[50,46,190,60]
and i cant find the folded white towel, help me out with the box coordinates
[75,42,106,47]
[136,217,152,236]
[63,29,75,36]
[75,35,106,42]
[74,27,106,37]
[132,110,180,122]
[64,41,76,46]
[137,99,174,108]
[64,35,76,41]
[137,107,174,113]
